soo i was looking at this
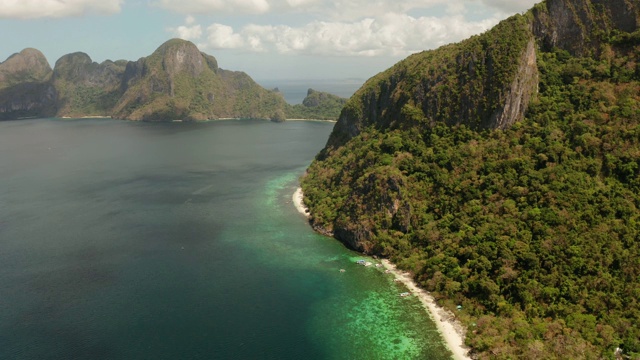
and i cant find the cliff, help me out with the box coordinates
[111,39,287,121]
[303,0,640,358]
[52,52,127,117]
[0,48,55,120]
[323,0,639,153]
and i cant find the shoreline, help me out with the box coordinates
[380,260,471,360]
[292,187,471,360]
[292,187,310,218]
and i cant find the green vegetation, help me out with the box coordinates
[112,39,289,121]
[285,89,347,120]
[302,6,640,359]
[326,13,533,150]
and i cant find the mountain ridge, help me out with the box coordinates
[0,39,345,121]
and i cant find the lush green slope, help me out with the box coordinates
[285,89,347,120]
[112,39,287,121]
[302,1,640,358]
[52,53,126,117]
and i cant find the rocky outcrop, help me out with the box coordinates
[0,48,55,119]
[323,0,639,154]
[533,0,640,56]
[52,53,127,117]
[487,38,539,129]
[111,39,286,121]
[0,82,56,120]
[0,48,51,87]
[324,15,538,152]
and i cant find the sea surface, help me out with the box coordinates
[257,79,364,104]
[0,118,452,360]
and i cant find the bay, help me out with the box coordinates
[0,118,452,359]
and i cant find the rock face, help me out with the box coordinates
[0,48,51,87]
[112,39,285,121]
[323,0,639,153]
[0,48,55,119]
[0,39,287,121]
[533,0,640,55]
[324,14,539,152]
[52,52,127,117]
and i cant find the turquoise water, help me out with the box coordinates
[0,118,452,359]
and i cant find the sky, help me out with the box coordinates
[0,0,539,81]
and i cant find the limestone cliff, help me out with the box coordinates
[0,48,55,119]
[111,38,287,121]
[324,14,539,153]
[533,0,639,55]
[52,52,127,117]
[323,0,639,154]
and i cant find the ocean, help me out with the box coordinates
[256,79,364,104]
[0,118,452,359]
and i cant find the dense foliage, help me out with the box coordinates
[285,89,347,120]
[303,29,640,360]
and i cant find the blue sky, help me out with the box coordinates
[0,0,539,81]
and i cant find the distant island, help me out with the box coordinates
[302,0,640,358]
[0,39,345,122]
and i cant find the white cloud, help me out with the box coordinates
[171,24,203,41]
[203,24,246,49]
[155,0,457,18]
[479,0,539,14]
[169,15,203,40]
[196,13,498,57]
[156,0,270,14]
[0,0,122,19]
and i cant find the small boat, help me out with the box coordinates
[356,260,366,265]
[339,269,346,273]
[400,292,411,297]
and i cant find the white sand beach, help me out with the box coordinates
[381,260,471,360]
[293,187,471,360]
[292,187,310,218]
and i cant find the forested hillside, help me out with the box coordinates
[0,40,345,122]
[302,0,640,358]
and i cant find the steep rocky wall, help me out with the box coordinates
[324,15,537,152]
[488,38,539,129]
[533,0,640,55]
[0,82,56,120]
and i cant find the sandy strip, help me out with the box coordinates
[381,259,471,360]
[293,187,310,218]
[292,187,470,359]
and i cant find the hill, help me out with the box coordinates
[0,48,55,119]
[0,39,344,121]
[302,0,640,358]
[285,89,348,120]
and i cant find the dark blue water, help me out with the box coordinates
[0,118,452,359]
